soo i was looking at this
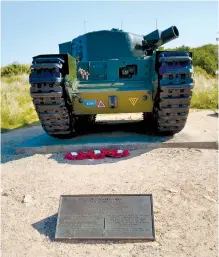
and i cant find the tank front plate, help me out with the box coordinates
[73,90,152,114]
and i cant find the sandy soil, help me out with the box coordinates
[1,111,218,257]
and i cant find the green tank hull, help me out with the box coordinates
[29,26,193,138]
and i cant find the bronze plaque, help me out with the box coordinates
[55,194,155,241]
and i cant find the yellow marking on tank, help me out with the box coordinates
[73,91,152,114]
[129,98,138,106]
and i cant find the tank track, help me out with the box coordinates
[29,57,97,138]
[153,51,194,134]
[29,57,76,138]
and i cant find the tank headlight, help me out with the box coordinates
[121,69,129,75]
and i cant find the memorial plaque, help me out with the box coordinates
[55,194,155,241]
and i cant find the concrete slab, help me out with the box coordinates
[15,110,218,154]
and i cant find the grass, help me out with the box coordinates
[191,73,218,109]
[1,75,39,130]
[191,84,218,109]
[0,70,218,131]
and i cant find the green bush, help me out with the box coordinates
[1,62,30,77]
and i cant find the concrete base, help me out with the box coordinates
[15,119,218,154]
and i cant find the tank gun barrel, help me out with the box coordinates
[142,26,179,51]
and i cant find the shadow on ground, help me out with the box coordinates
[46,120,172,165]
[2,120,173,164]
[79,120,155,134]
[207,113,218,118]
[32,213,58,241]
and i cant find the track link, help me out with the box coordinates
[153,51,194,134]
[29,57,75,138]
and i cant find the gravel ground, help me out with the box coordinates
[1,111,218,257]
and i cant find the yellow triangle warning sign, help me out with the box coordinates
[97,100,105,108]
[129,98,138,106]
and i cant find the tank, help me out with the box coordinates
[29,26,193,138]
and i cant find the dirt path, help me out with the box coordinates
[1,110,218,257]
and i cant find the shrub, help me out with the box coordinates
[1,62,30,77]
